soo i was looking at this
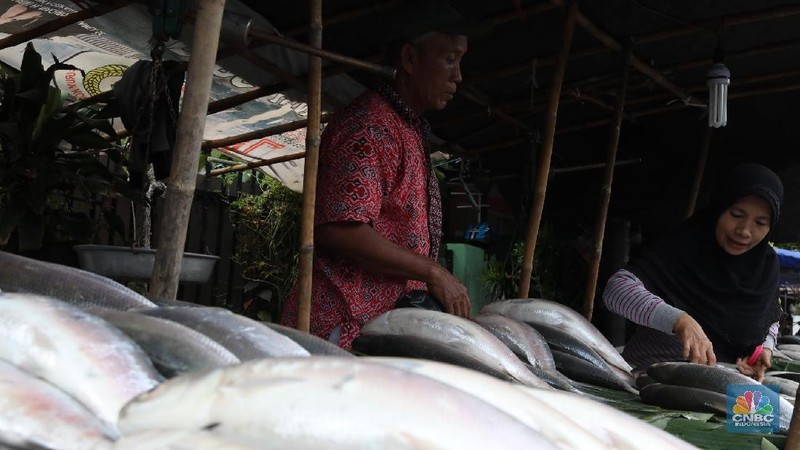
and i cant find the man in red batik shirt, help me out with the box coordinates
[281,1,482,349]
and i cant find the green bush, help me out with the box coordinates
[229,175,302,319]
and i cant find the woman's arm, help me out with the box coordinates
[602,269,685,334]
[604,269,716,364]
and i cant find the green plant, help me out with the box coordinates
[482,223,581,304]
[0,43,132,251]
[229,175,302,320]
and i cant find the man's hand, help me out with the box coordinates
[673,313,717,365]
[427,266,471,318]
[736,348,772,382]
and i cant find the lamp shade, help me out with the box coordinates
[707,63,731,128]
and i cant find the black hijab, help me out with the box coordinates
[628,163,784,361]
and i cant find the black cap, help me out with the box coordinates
[383,0,491,46]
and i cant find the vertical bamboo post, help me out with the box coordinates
[518,1,578,298]
[296,0,323,332]
[685,127,713,218]
[582,49,631,320]
[149,0,226,299]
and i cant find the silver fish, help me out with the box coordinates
[371,357,612,449]
[532,322,637,391]
[640,383,728,415]
[137,306,310,360]
[0,250,156,310]
[361,309,552,389]
[551,349,638,394]
[0,293,162,432]
[763,375,800,396]
[0,359,116,449]
[119,357,558,449]
[264,322,354,357]
[352,333,515,381]
[473,313,580,393]
[518,385,700,450]
[777,335,800,346]
[110,430,263,449]
[482,298,633,372]
[89,308,240,377]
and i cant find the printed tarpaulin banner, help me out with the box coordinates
[0,0,362,192]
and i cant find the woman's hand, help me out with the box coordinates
[736,348,772,382]
[673,313,717,365]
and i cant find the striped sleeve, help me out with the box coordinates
[762,321,779,352]
[602,269,685,334]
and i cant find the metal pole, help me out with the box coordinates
[149,0,226,299]
[518,1,578,298]
[582,50,631,321]
[296,0,323,332]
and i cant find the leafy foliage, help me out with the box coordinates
[0,43,132,251]
[229,175,302,319]
[481,222,585,307]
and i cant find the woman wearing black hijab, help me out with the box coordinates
[603,163,784,381]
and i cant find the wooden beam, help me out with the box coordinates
[518,1,578,299]
[0,0,130,50]
[249,28,396,79]
[208,151,306,176]
[464,4,800,89]
[685,128,713,219]
[201,114,331,150]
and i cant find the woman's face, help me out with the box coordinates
[715,195,772,255]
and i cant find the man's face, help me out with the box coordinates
[405,33,468,112]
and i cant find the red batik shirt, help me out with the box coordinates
[280,84,442,349]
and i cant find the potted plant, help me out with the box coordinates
[0,42,132,255]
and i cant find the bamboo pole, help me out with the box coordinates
[582,50,631,321]
[208,152,306,176]
[296,0,323,333]
[518,1,578,299]
[201,114,331,150]
[685,127,713,219]
[149,0,226,300]
[0,0,129,50]
[249,28,396,79]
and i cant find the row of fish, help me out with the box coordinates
[354,297,638,395]
[636,361,796,433]
[0,250,697,448]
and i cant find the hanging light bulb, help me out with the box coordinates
[707,62,730,128]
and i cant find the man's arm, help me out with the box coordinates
[316,221,471,317]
